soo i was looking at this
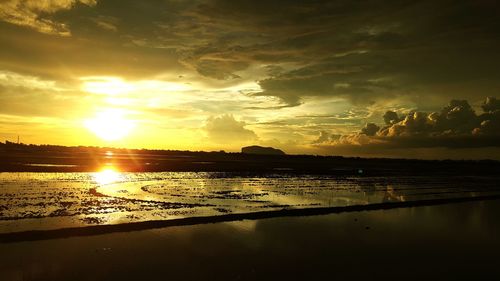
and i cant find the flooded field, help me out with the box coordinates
[1,171,499,234]
[3,200,500,280]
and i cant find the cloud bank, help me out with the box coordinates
[315,97,500,150]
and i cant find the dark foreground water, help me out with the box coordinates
[0,199,499,280]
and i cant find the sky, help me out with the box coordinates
[0,0,499,159]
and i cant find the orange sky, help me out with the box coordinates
[0,1,499,159]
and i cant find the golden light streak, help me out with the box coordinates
[81,77,133,95]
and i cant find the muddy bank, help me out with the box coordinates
[2,194,499,243]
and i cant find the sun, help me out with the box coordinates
[84,109,135,141]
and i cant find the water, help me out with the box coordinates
[1,172,499,234]
[1,200,499,280]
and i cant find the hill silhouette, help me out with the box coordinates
[241,145,285,155]
[0,141,499,176]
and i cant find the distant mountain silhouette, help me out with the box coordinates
[241,145,285,155]
[1,141,500,176]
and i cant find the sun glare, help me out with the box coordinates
[93,167,123,185]
[84,109,135,141]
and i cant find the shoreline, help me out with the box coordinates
[2,194,499,243]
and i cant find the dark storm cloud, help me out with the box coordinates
[1,0,499,99]
[361,123,380,136]
[0,0,190,80]
[315,97,500,150]
[182,0,500,105]
[1,0,500,157]
[376,98,500,138]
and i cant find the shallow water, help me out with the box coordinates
[0,172,499,233]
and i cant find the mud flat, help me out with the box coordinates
[1,172,499,236]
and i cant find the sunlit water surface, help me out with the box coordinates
[0,172,498,233]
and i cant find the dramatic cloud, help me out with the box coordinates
[314,97,500,152]
[0,0,96,36]
[0,1,499,158]
[376,98,499,138]
[383,111,400,125]
[361,123,380,136]
[179,0,500,106]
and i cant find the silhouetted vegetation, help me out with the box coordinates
[1,141,498,176]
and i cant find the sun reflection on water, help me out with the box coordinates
[93,167,123,185]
